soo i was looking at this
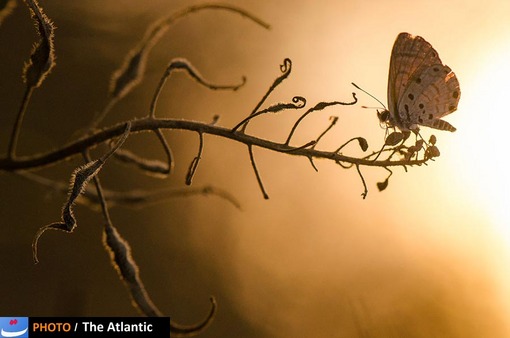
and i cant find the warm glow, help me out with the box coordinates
[4,1,510,337]
[450,41,510,241]
[447,41,510,315]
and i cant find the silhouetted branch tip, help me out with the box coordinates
[170,296,217,336]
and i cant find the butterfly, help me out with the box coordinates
[378,32,460,132]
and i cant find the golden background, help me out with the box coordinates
[1,0,509,337]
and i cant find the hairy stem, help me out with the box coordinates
[0,117,429,171]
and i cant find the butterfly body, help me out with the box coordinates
[380,33,460,132]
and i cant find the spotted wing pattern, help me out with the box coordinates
[386,32,460,132]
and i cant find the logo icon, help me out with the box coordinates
[0,318,28,338]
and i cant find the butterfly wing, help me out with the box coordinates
[387,33,443,130]
[398,63,460,131]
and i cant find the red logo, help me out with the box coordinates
[9,319,17,325]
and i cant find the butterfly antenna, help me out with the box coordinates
[361,106,383,109]
[351,82,387,110]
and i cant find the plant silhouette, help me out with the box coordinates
[0,1,447,336]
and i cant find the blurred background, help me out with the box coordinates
[1,0,510,337]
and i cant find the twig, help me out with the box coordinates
[113,147,170,177]
[84,148,163,318]
[355,164,368,199]
[307,156,319,172]
[85,3,268,134]
[186,132,204,185]
[231,96,306,132]
[248,145,268,199]
[377,167,393,192]
[7,86,34,159]
[15,171,242,210]
[285,94,357,145]
[236,58,292,133]
[312,116,339,149]
[154,129,174,173]
[149,59,246,119]
[281,140,316,152]
[335,137,368,153]
[0,118,426,171]
[9,0,55,158]
[0,117,431,171]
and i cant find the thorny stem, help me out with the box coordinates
[7,86,34,159]
[0,117,431,172]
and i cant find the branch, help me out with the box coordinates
[7,0,55,159]
[0,117,431,172]
[235,58,292,133]
[104,3,269,123]
[15,170,241,210]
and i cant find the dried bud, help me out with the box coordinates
[357,137,369,152]
[405,146,419,161]
[385,132,404,146]
[425,145,440,159]
[429,134,437,145]
[22,0,56,88]
[377,178,389,191]
[109,49,148,100]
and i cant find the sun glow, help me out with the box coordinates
[450,42,510,242]
[446,41,510,322]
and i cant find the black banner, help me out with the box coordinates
[0,317,170,337]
